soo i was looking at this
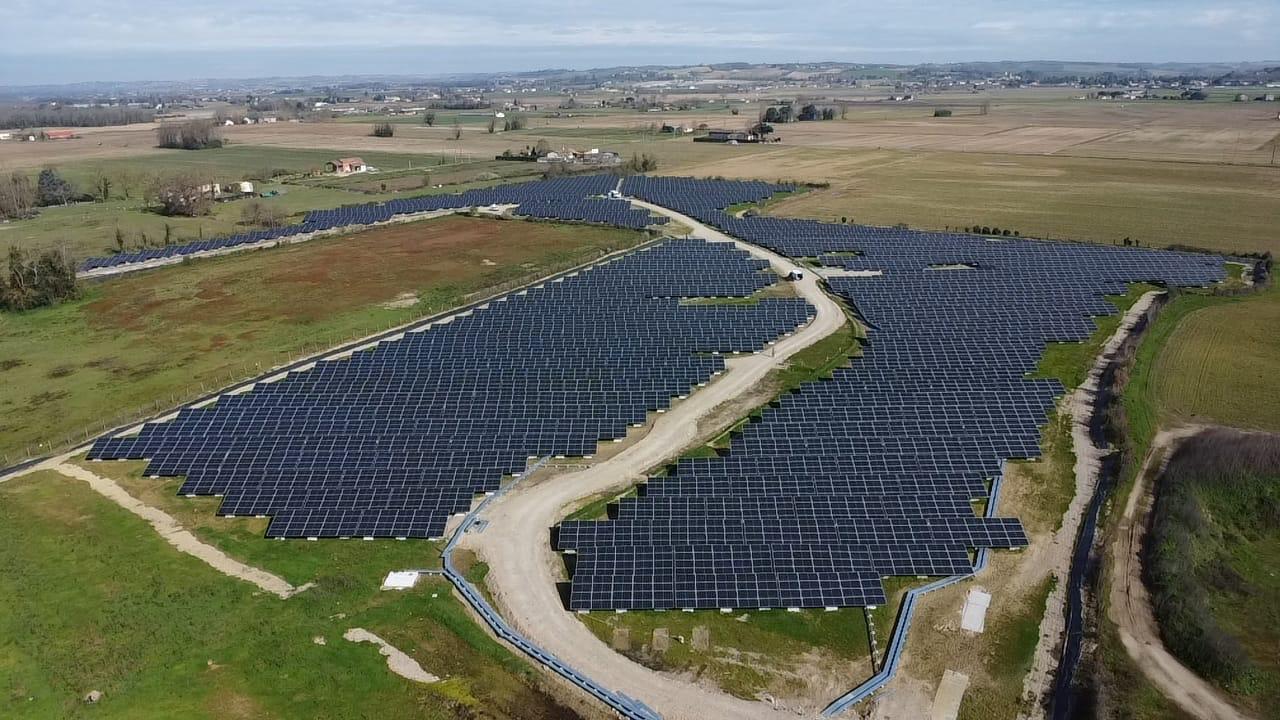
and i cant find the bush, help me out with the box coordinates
[371,123,395,138]
[934,109,953,117]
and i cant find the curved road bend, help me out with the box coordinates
[464,202,848,720]
[1109,426,1251,720]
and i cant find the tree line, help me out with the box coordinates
[156,120,223,150]
[0,105,155,130]
[1,246,78,312]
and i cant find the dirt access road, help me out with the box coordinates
[1108,426,1253,720]
[464,201,848,720]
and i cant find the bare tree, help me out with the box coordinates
[149,174,212,217]
[452,118,462,141]
[0,173,36,219]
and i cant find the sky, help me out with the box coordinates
[0,0,1275,86]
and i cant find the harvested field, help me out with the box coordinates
[0,215,645,464]
[1152,285,1280,434]
[685,148,1280,256]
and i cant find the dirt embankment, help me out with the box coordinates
[1018,291,1163,718]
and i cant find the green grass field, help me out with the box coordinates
[0,216,645,465]
[1034,283,1160,390]
[577,604,870,701]
[0,469,575,720]
[50,145,434,189]
[1,184,401,259]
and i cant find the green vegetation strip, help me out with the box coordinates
[1144,430,1280,713]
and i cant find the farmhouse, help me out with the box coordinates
[326,157,367,175]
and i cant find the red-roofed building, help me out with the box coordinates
[44,129,76,140]
[326,157,367,175]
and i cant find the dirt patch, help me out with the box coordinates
[49,462,311,600]
[381,292,419,310]
[0,359,24,372]
[342,628,440,684]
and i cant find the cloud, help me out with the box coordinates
[0,0,1276,84]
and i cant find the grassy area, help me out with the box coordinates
[50,145,434,190]
[958,576,1054,720]
[759,149,1280,256]
[562,487,637,523]
[1116,284,1280,479]
[577,605,870,701]
[1091,282,1275,720]
[0,470,574,720]
[1,184,400,259]
[1033,283,1160,390]
[0,216,645,465]
[773,311,863,393]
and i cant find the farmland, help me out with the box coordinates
[1151,285,1280,433]
[0,215,645,464]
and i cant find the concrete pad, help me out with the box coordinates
[691,626,710,651]
[960,588,992,633]
[611,627,631,651]
[652,628,670,654]
[381,571,420,591]
[930,669,969,720]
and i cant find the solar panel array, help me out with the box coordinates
[86,239,812,539]
[558,176,1225,611]
[79,175,663,271]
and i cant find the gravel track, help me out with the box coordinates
[464,202,847,720]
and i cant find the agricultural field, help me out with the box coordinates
[693,148,1280,256]
[1150,285,1280,433]
[0,215,645,464]
[1,184,400,258]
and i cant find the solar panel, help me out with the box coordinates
[86,174,1226,613]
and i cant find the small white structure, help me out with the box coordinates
[960,588,992,632]
[381,571,421,590]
